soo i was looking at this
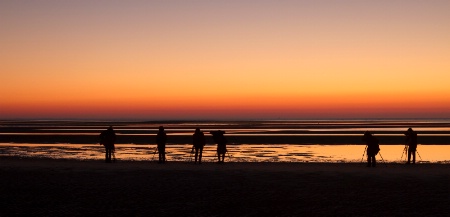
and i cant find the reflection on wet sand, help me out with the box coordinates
[1,143,448,163]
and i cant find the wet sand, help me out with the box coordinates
[2,143,450,163]
[1,157,449,216]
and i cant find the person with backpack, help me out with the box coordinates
[405,128,418,164]
[192,128,206,164]
[156,126,167,164]
[362,131,380,167]
[210,130,228,163]
[100,126,116,163]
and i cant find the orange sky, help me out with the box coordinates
[1,1,450,120]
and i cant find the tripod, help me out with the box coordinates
[360,145,368,163]
[151,147,158,162]
[409,148,423,163]
[112,149,116,163]
[403,145,422,163]
[226,149,233,162]
[188,146,194,163]
[214,149,232,163]
[362,145,385,167]
[189,150,194,163]
[400,144,408,161]
[378,151,387,167]
[416,149,423,161]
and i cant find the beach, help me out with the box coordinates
[1,120,449,216]
[1,157,449,216]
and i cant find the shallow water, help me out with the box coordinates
[3,120,450,146]
[1,120,449,163]
[1,143,448,163]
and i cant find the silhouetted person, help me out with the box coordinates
[100,126,116,163]
[192,128,206,164]
[405,128,418,164]
[210,130,227,163]
[362,131,379,167]
[156,126,167,164]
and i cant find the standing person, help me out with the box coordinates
[100,126,116,163]
[362,131,380,167]
[405,128,418,164]
[210,130,227,163]
[192,128,206,164]
[156,126,167,164]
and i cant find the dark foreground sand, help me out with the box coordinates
[1,158,449,216]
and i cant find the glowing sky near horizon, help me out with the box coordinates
[1,0,450,120]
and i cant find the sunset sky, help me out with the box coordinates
[1,0,450,120]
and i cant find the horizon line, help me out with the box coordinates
[2,117,450,122]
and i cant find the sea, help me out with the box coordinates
[1,119,449,163]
